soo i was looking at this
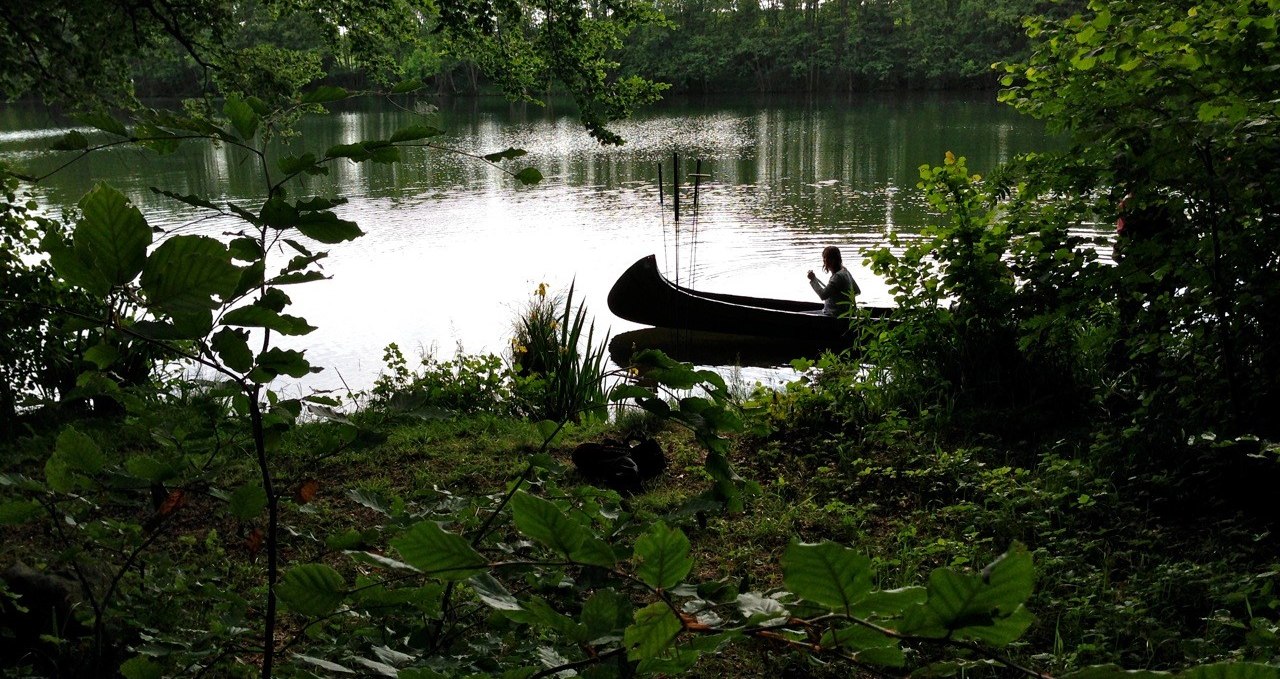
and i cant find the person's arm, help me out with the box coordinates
[810,274,838,300]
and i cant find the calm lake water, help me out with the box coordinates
[0,93,1051,392]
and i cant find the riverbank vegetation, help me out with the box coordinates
[2,0,1280,677]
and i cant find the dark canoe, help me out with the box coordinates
[607,255,892,341]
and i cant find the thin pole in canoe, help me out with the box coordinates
[657,162,667,272]
[673,152,681,291]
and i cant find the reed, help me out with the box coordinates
[511,282,610,423]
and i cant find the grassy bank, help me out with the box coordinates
[4,365,1277,676]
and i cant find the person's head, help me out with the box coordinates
[822,246,843,273]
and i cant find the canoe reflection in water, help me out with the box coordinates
[608,327,841,370]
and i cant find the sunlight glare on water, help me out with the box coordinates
[0,94,1053,393]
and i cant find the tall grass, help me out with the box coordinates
[511,282,611,423]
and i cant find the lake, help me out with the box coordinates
[0,93,1052,393]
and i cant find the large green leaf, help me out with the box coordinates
[74,183,152,290]
[43,230,105,294]
[390,125,443,143]
[211,327,254,373]
[623,602,682,661]
[570,536,618,568]
[276,563,346,617]
[581,589,632,639]
[781,541,872,614]
[851,586,927,618]
[510,491,584,557]
[254,349,313,380]
[55,427,107,475]
[224,95,259,140]
[633,521,693,590]
[0,500,42,525]
[515,167,543,185]
[50,129,89,150]
[899,543,1035,645]
[391,520,486,580]
[222,305,316,336]
[76,111,128,137]
[819,625,903,667]
[141,235,240,314]
[1184,665,1280,679]
[295,211,363,244]
[278,153,320,176]
[468,573,522,611]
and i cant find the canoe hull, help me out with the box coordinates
[607,255,888,341]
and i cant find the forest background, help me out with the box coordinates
[1,0,1279,677]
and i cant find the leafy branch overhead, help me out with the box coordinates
[1,0,667,145]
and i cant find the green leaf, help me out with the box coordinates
[484,147,528,162]
[1183,664,1280,679]
[610,384,655,402]
[211,327,254,373]
[83,342,118,370]
[624,602,682,661]
[119,656,163,679]
[781,541,872,614]
[124,455,178,482]
[135,124,182,154]
[369,146,401,163]
[301,85,349,104]
[277,563,346,617]
[76,111,128,137]
[325,143,370,160]
[141,235,240,314]
[228,483,267,520]
[469,573,522,611]
[75,183,152,289]
[260,196,299,229]
[633,522,693,590]
[391,521,486,580]
[582,589,632,639]
[515,167,543,185]
[278,153,319,176]
[390,125,443,143]
[43,230,104,294]
[0,500,42,525]
[55,427,107,475]
[295,212,363,244]
[506,595,587,641]
[255,349,313,380]
[510,491,584,557]
[224,95,259,140]
[222,305,316,336]
[851,586,927,617]
[820,625,902,666]
[570,537,618,568]
[899,543,1035,645]
[50,129,89,151]
[293,653,355,674]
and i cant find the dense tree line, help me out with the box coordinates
[618,0,1088,93]
[23,0,1089,99]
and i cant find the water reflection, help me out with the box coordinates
[0,93,1052,392]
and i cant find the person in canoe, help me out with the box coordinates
[807,246,861,316]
